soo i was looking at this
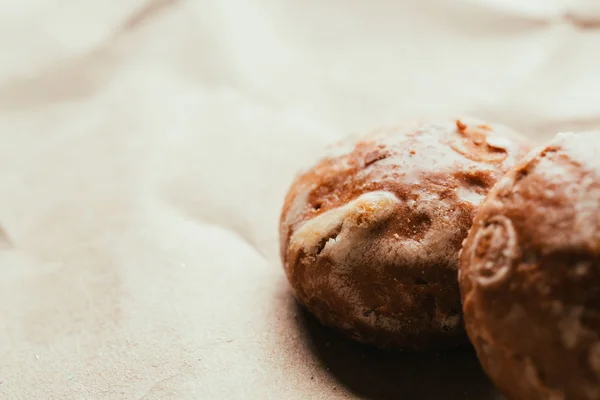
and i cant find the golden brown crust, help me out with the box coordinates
[460,132,600,398]
[280,118,532,350]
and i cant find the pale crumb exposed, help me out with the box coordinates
[289,191,400,256]
[485,135,512,150]
[456,186,485,206]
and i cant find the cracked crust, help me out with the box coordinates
[460,131,600,398]
[280,118,532,350]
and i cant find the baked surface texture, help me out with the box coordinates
[280,118,531,350]
[460,131,600,398]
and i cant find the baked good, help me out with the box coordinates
[460,131,600,398]
[279,118,531,350]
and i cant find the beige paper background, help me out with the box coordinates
[1,1,600,399]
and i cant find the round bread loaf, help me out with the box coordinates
[280,118,531,350]
[460,131,600,398]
